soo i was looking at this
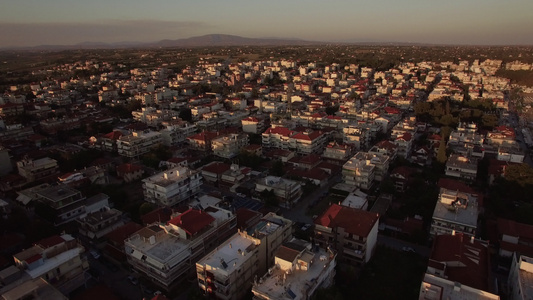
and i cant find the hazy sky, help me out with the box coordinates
[1,0,533,47]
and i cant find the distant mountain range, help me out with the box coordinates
[1,34,325,51]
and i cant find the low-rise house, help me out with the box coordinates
[255,176,302,208]
[104,222,143,262]
[389,166,417,192]
[368,140,398,162]
[314,203,379,266]
[116,163,144,183]
[496,218,533,258]
[445,154,478,181]
[201,162,231,184]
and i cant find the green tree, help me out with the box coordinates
[436,142,447,164]
[260,189,278,207]
[270,160,284,177]
[325,105,339,116]
[179,108,193,122]
[139,202,156,217]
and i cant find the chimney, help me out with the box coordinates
[470,236,474,244]
[452,230,455,236]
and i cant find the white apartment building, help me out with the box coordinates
[252,239,337,300]
[125,206,236,291]
[314,204,379,266]
[242,116,268,134]
[77,206,124,240]
[430,179,479,237]
[420,273,499,300]
[262,127,327,155]
[197,231,262,300]
[36,185,87,225]
[132,107,180,127]
[196,213,293,300]
[159,123,197,146]
[445,154,478,181]
[508,254,533,300]
[255,176,302,208]
[117,130,162,158]
[17,157,59,183]
[322,142,354,164]
[342,152,389,190]
[11,234,89,295]
[212,133,249,159]
[142,166,202,207]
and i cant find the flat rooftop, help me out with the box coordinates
[36,185,80,202]
[252,247,336,300]
[127,228,190,267]
[419,273,499,300]
[432,201,478,228]
[198,233,257,276]
[1,278,68,300]
[143,166,196,187]
[519,256,533,300]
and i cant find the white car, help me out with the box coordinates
[301,224,312,231]
[89,250,100,259]
[402,246,416,253]
[236,193,246,198]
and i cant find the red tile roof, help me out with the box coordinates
[497,218,533,240]
[291,130,322,141]
[168,209,215,235]
[202,162,231,174]
[105,222,143,246]
[103,131,123,140]
[187,131,219,141]
[141,208,173,226]
[438,178,476,195]
[264,127,294,137]
[375,140,398,150]
[36,235,64,249]
[430,233,489,291]
[315,203,379,236]
[116,163,143,174]
[384,106,401,114]
[236,208,263,230]
[25,253,42,264]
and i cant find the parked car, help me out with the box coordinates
[236,193,246,198]
[402,246,416,253]
[301,224,312,231]
[89,250,100,260]
[128,275,139,285]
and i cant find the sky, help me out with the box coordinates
[1,0,533,47]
